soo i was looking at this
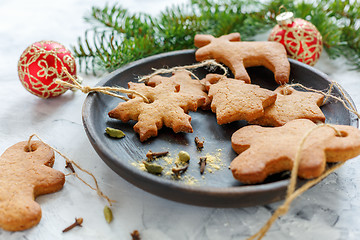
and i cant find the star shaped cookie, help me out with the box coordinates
[230,119,360,184]
[194,33,290,84]
[108,74,206,141]
[146,70,211,109]
[205,74,277,124]
[249,85,325,126]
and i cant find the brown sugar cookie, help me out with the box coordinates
[146,70,211,109]
[194,33,290,84]
[0,141,65,231]
[249,85,325,126]
[230,119,360,184]
[205,74,277,124]
[108,74,206,141]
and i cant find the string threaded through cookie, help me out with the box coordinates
[247,80,358,240]
[27,134,115,206]
[247,124,346,240]
[287,82,360,119]
[56,67,150,103]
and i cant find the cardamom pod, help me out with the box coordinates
[143,161,163,174]
[106,127,125,138]
[104,205,113,223]
[178,151,190,163]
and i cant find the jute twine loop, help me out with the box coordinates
[27,134,115,206]
[137,59,228,83]
[56,67,150,103]
[287,81,360,119]
[58,61,228,101]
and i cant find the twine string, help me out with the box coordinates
[247,124,345,240]
[323,81,334,104]
[137,59,228,83]
[27,134,115,206]
[248,79,358,240]
[277,5,288,15]
[58,61,228,102]
[56,67,150,103]
[288,82,360,119]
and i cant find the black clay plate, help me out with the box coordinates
[82,49,358,208]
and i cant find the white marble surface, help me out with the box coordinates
[1,0,360,239]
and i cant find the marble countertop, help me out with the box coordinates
[1,0,360,239]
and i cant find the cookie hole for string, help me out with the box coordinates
[279,88,293,95]
[142,95,155,104]
[24,144,38,152]
[174,85,180,93]
[336,131,348,138]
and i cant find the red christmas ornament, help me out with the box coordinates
[18,41,77,98]
[268,12,323,66]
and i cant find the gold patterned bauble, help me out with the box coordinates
[268,12,323,66]
[18,41,77,98]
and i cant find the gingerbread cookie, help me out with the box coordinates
[146,70,211,109]
[249,85,325,126]
[194,33,290,84]
[108,74,206,141]
[230,119,360,184]
[205,74,277,124]
[0,141,65,231]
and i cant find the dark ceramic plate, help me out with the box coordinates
[82,49,358,208]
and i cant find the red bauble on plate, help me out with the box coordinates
[18,41,77,98]
[268,12,323,66]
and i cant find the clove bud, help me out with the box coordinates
[65,160,76,173]
[199,157,207,175]
[62,217,83,233]
[172,163,189,177]
[146,150,169,160]
[131,230,141,240]
[194,137,204,150]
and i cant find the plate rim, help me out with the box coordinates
[82,49,358,207]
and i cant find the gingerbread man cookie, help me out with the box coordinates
[249,85,325,126]
[194,33,290,84]
[205,74,277,124]
[146,70,211,109]
[0,141,65,231]
[230,119,360,184]
[108,75,206,141]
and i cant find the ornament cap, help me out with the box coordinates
[276,12,294,26]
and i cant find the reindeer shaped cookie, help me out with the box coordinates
[0,141,65,231]
[194,33,290,84]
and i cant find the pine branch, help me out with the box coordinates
[155,5,202,51]
[72,0,360,74]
